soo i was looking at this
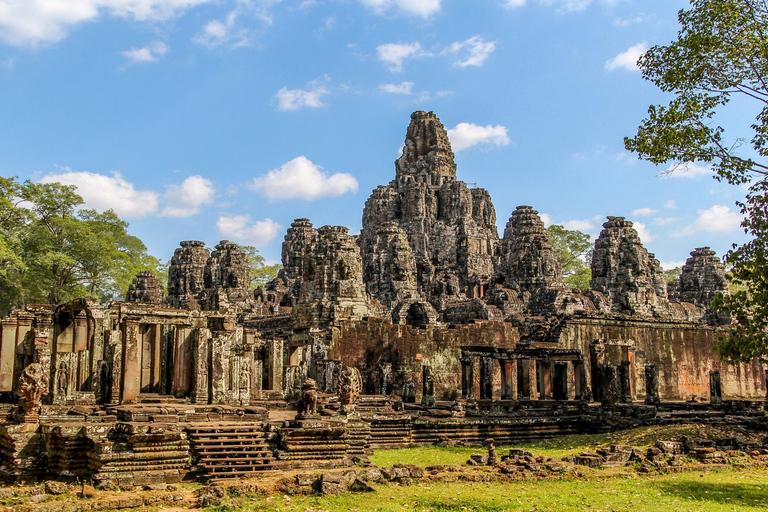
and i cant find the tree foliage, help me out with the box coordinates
[240,245,282,289]
[0,176,162,314]
[625,0,768,363]
[547,225,592,291]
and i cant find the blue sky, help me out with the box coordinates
[0,0,753,269]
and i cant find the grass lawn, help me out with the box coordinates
[225,467,768,511]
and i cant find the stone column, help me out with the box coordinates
[540,362,553,399]
[268,338,284,392]
[709,370,722,405]
[151,324,162,392]
[500,360,518,400]
[644,365,660,405]
[528,360,539,400]
[518,360,531,399]
[172,327,192,397]
[460,356,474,399]
[108,330,122,404]
[601,365,621,407]
[0,316,18,392]
[421,365,435,406]
[192,328,211,404]
[73,312,87,352]
[619,361,632,403]
[121,320,141,403]
[251,358,263,401]
[479,356,494,400]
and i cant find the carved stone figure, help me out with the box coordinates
[422,365,435,407]
[16,363,49,423]
[298,378,319,416]
[56,362,68,396]
[402,376,417,403]
[338,366,362,414]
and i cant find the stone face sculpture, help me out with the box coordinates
[17,363,49,423]
[298,378,319,416]
[338,366,362,414]
[125,271,165,304]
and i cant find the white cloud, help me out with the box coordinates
[503,0,527,8]
[0,0,213,47]
[632,221,653,243]
[539,0,593,13]
[665,200,676,209]
[539,212,552,226]
[250,156,358,200]
[674,205,743,237]
[654,217,678,226]
[376,42,424,72]
[443,35,496,68]
[563,219,595,232]
[660,260,685,271]
[661,162,714,179]
[274,77,331,111]
[39,169,159,218]
[447,123,510,152]
[161,175,215,217]
[613,14,650,27]
[217,215,281,247]
[379,81,414,95]
[605,42,647,72]
[1,57,14,69]
[121,41,168,64]
[194,9,249,49]
[631,207,656,217]
[360,0,441,18]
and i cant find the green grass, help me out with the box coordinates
[370,424,755,466]
[217,467,768,511]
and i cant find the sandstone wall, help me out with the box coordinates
[557,316,766,400]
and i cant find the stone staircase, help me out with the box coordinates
[186,422,277,477]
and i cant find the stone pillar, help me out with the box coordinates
[644,365,660,405]
[73,312,87,352]
[528,360,539,400]
[479,356,494,400]
[108,330,122,404]
[460,356,474,399]
[151,324,162,392]
[517,360,530,399]
[0,317,18,392]
[192,328,211,404]
[121,320,141,403]
[500,360,518,400]
[251,358,263,400]
[421,365,435,406]
[709,370,722,405]
[268,338,284,392]
[172,327,193,397]
[601,365,621,407]
[619,360,632,403]
[540,362,553,399]
[573,361,584,400]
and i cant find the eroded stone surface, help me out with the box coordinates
[125,271,165,304]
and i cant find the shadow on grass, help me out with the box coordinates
[658,480,768,508]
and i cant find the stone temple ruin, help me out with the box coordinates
[0,111,765,485]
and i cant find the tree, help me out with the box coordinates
[0,177,162,313]
[547,225,592,291]
[664,267,682,283]
[240,245,282,289]
[624,0,768,362]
